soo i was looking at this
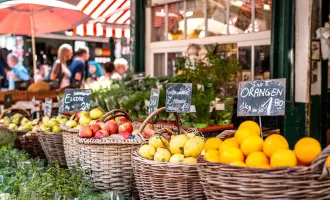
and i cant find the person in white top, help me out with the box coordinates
[111,58,128,80]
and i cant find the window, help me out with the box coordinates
[186,0,206,39]
[254,45,270,80]
[167,2,184,41]
[154,53,165,76]
[207,0,227,36]
[152,5,166,41]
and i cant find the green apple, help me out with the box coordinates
[79,115,92,126]
[89,108,103,120]
[39,124,50,132]
[20,117,30,125]
[52,125,62,133]
[8,123,18,130]
[47,119,59,128]
[59,118,68,124]
[65,120,78,128]
[56,115,68,121]
[25,122,33,130]
[42,116,50,125]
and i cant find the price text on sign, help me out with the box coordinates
[237,78,286,116]
[63,89,92,112]
[44,98,53,117]
[166,83,192,113]
[148,88,160,114]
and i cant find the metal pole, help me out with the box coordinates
[29,4,37,76]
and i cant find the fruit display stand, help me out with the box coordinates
[132,107,206,200]
[197,130,330,200]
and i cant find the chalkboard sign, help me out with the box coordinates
[44,98,53,117]
[63,89,92,112]
[237,79,286,116]
[148,88,160,114]
[4,94,12,109]
[166,83,192,113]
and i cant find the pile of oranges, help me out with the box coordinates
[203,121,329,169]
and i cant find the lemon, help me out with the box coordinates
[169,135,189,154]
[169,153,185,164]
[238,121,260,135]
[149,135,169,149]
[270,149,297,168]
[240,135,264,156]
[263,134,289,158]
[326,156,330,168]
[230,161,247,167]
[245,152,269,168]
[204,138,222,152]
[219,138,239,153]
[294,137,321,165]
[204,149,220,163]
[138,145,156,160]
[186,132,196,139]
[235,128,258,145]
[183,157,197,164]
[254,164,271,169]
[154,148,171,162]
[184,136,205,157]
[219,147,244,164]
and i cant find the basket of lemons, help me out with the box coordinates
[132,107,206,200]
[198,121,330,200]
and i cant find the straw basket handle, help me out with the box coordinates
[0,107,31,120]
[100,109,133,123]
[310,144,330,180]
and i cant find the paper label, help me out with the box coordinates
[190,105,196,113]
[215,103,225,111]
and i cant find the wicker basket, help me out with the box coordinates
[76,109,142,199]
[61,123,79,169]
[132,107,206,200]
[197,130,330,200]
[38,130,66,165]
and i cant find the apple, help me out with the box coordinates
[91,124,101,135]
[59,118,68,124]
[98,122,105,130]
[8,123,18,130]
[32,119,39,126]
[104,120,118,135]
[47,119,59,128]
[79,115,92,126]
[143,128,155,138]
[65,120,77,128]
[115,117,128,125]
[79,125,93,138]
[96,129,109,137]
[94,132,104,139]
[39,124,49,132]
[52,125,61,133]
[42,116,50,125]
[89,108,103,120]
[119,131,131,139]
[56,115,68,121]
[118,122,133,134]
[76,111,89,121]
[21,117,30,125]
[89,120,97,125]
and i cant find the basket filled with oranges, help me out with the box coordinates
[197,121,330,200]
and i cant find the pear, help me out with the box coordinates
[79,115,92,126]
[47,119,59,128]
[59,118,68,124]
[42,116,50,125]
[8,123,18,130]
[39,124,50,132]
[89,108,103,120]
[32,119,39,126]
[20,117,30,125]
[65,120,78,128]
[52,125,62,133]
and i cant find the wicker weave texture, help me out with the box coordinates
[61,125,79,169]
[197,130,330,200]
[38,131,67,166]
[18,135,46,159]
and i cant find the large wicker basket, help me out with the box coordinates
[38,130,66,165]
[197,130,330,200]
[132,107,206,200]
[76,110,142,199]
[61,123,79,169]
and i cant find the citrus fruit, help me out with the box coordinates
[230,161,247,167]
[169,153,185,164]
[219,147,244,164]
[204,138,222,152]
[183,157,197,164]
[235,128,258,145]
[238,121,260,135]
[149,135,169,149]
[184,136,205,157]
[169,134,189,154]
[204,149,220,163]
[138,145,156,160]
[326,156,330,168]
[254,164,271,169]
[245,152,269,168]
[270,149,297,168]
[219,138,239,153]
[240,135,264,156]
[294,137,321,165]
[263,134,289,158]
[154,148,171,162]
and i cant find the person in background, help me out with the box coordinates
[50,44,73,89]
[112,58,128,80]
[86,60,102,82]
[33,64,49,82]
[70,47,89,86]
[99,62,115,81]
[6,53,30,90]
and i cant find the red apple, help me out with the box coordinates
[115,117,128,125]
[118,122,133,134]
[91,124,101,136]
[120,131,131,139]
[104,120,118,135]
[79,125,93,138]
[145,123,153,130]
[98,122,105,130]
[143,128,155,138]
[94,132,104,139]
[96,129,109,137]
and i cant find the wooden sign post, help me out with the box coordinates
[166,83,192,113]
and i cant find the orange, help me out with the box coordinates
[294,137,321,165]
[204,138,222,152]
[230,161,247,167]
[270,149,297,168]
[254,164,272,169]
[234,128,259,145]
[204,149,220,163]
[263,134,289,158]
[245,152,269,168]
[238,121,260,135]
[240,135,264,156]
[219,138,239,154]
[326,156,330,168]
[219,147,244,164]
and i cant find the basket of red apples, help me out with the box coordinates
[60,108,103,169]
[76,109,142,199]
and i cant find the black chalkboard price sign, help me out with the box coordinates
[166,83,192,113]
[148,88,160,114]
[237,78,286,116]
[44,98,53,117]
[63,89,92,112]
[4,94,12,109]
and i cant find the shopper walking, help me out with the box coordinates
[70,47,89,86]
[86,60,102,82]
[49,44,73,89]
[6,53,30,90]
[99,62,115,81]
[112,58,128,80]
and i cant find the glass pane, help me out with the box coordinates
[167,2,184,41]
[152,5,166,41]
[167,52,182,76]
[229,0,251,34]
[254,0,272,32]
[186,0,206,39]
[214,43,238,62]
[154,53,165,76]
[238,46,252,81]
[254,45,270,80]
[207,0,227,36]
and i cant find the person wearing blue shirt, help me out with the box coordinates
[70,47,89,86]
[6,53,30,90]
